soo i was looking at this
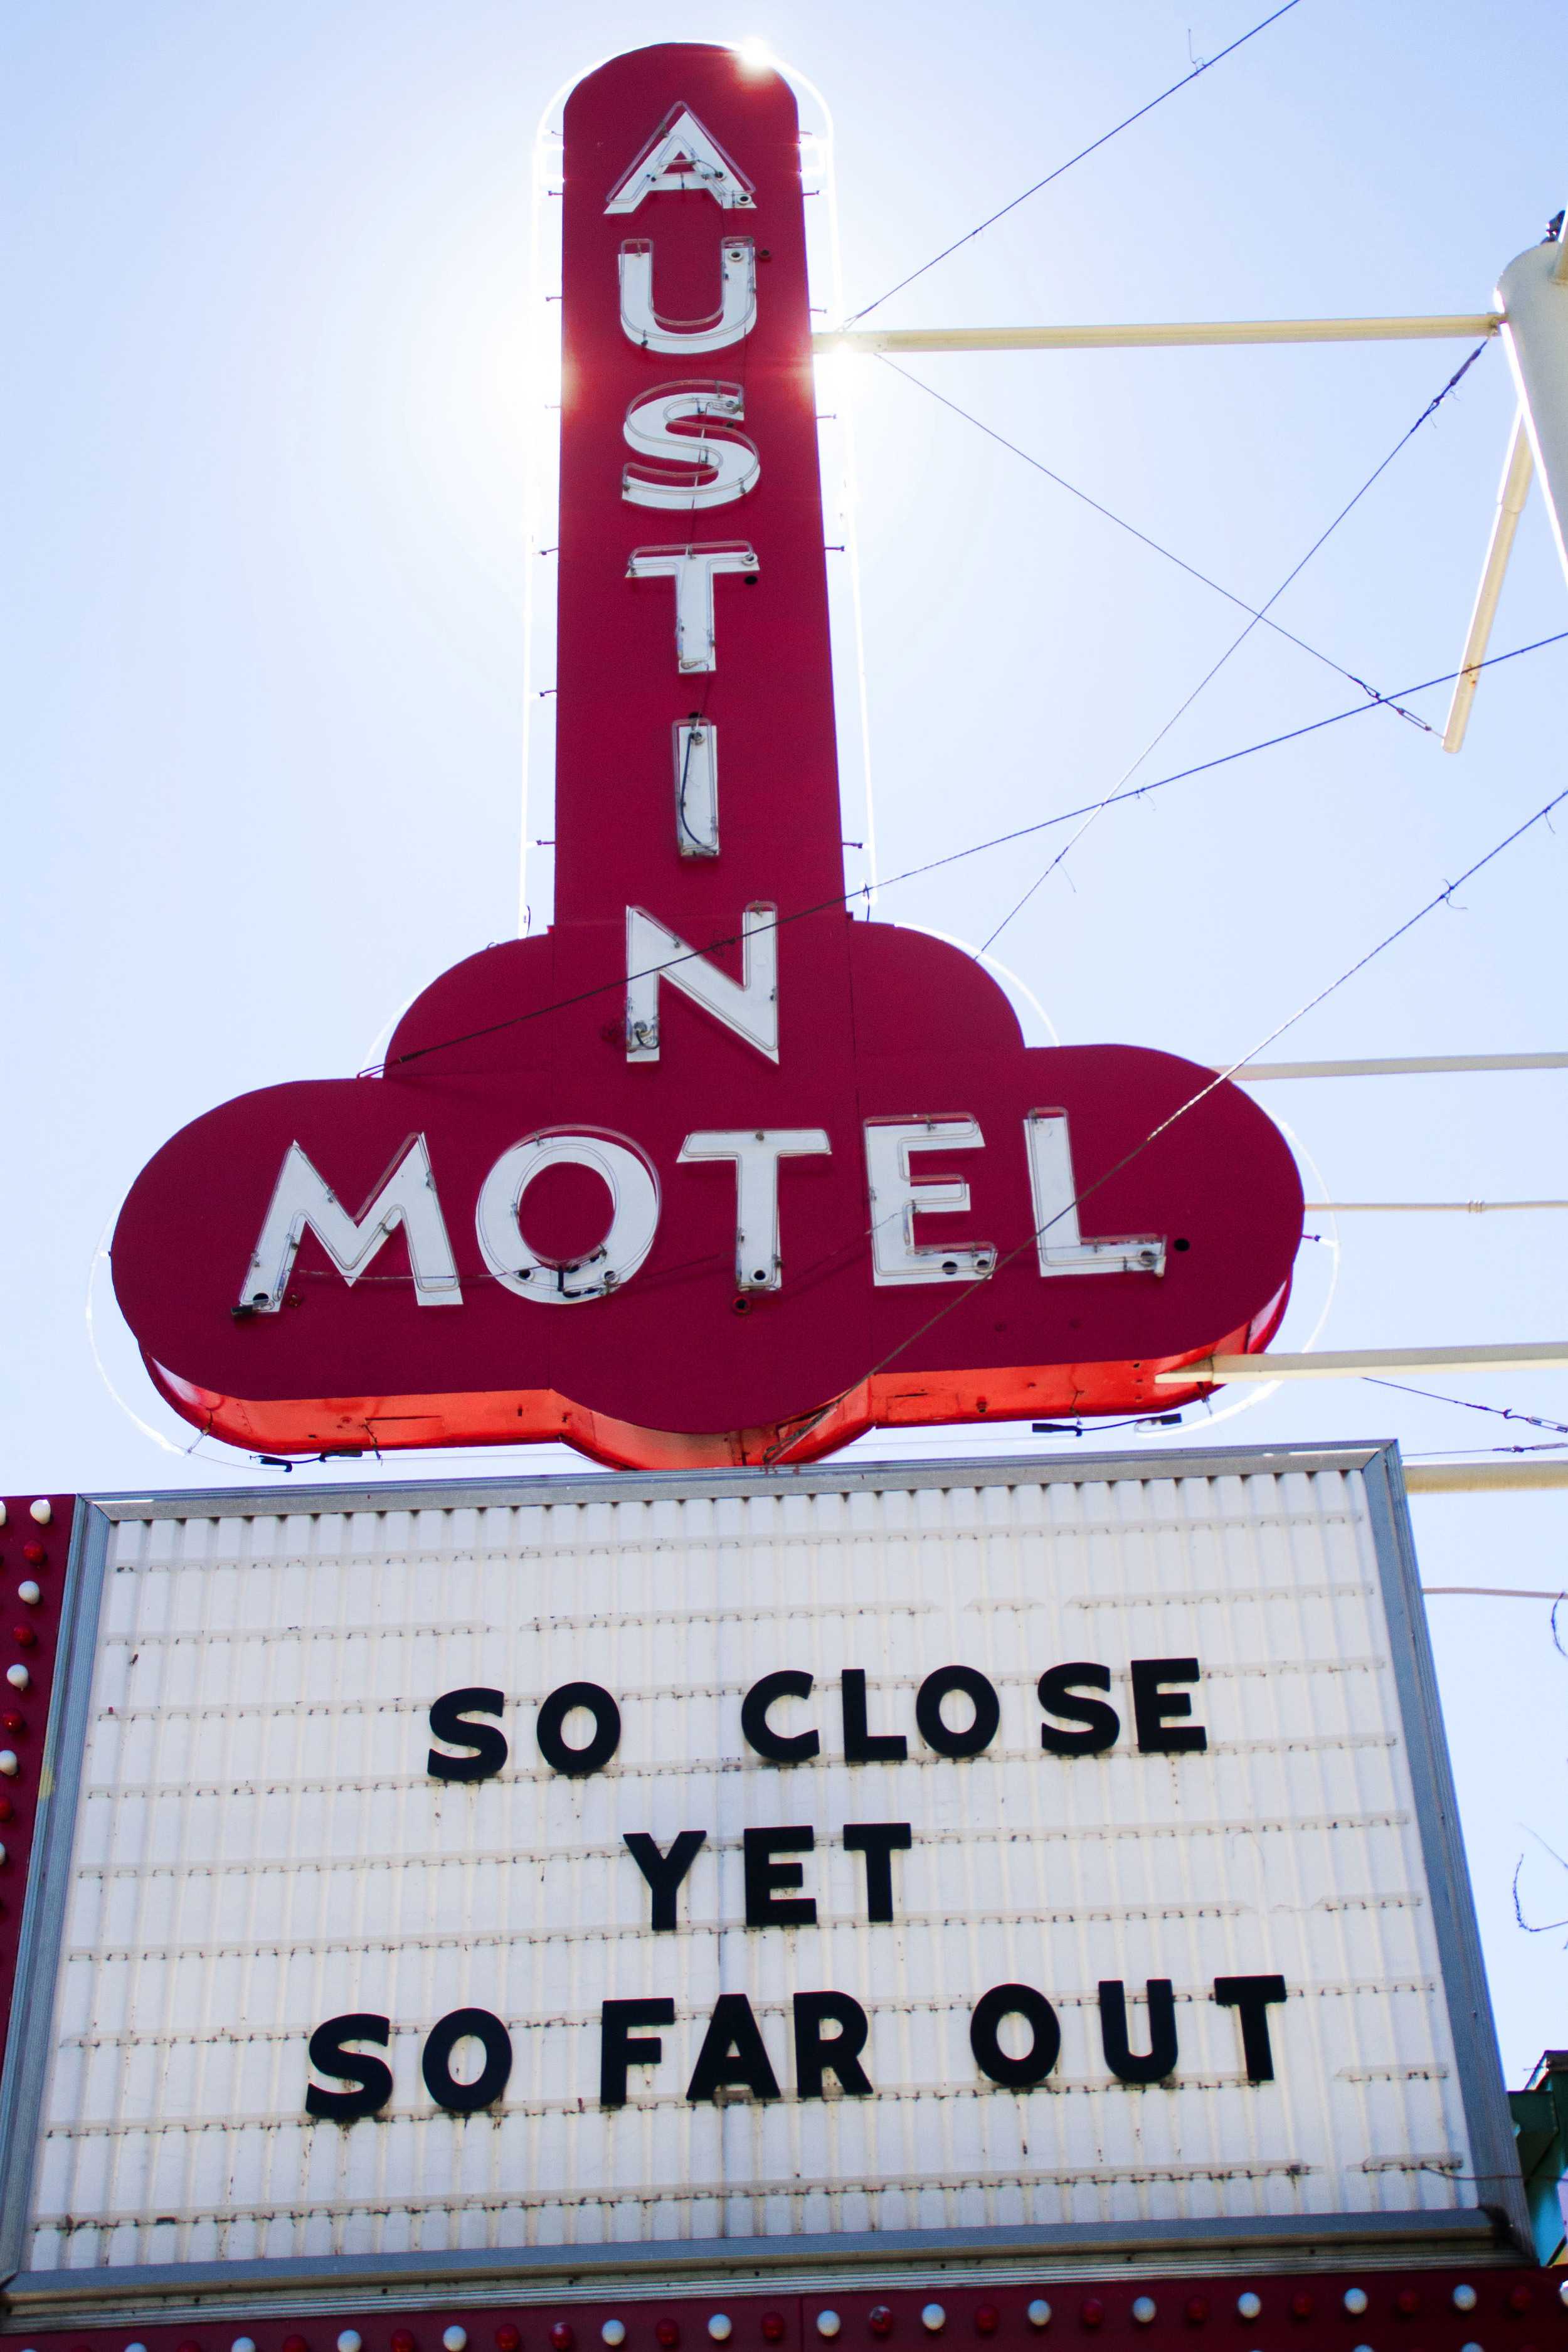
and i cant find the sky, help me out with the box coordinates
[6,0,1568,2080]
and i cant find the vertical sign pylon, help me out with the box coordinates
[109,43,1306,1470]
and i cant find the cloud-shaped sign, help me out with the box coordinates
[111,912,1302,1467]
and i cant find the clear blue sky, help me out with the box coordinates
[6,0,1568,2075]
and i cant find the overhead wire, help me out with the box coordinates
[760,768,1568,1461]
[874,349,1476,719]
[373,627,1568,1076]
[960,341,1491,953]
[841,0,1303,327]
[1364,1375,1568,1439]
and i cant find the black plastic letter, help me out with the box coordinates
[625,1829,707,1930]
[305,2012,393,2120]
[793,1991,874,2098]
[600,1996,675,2107]
[686,1991,781,2102]
[421,2006,512,2112]
[843,1822,912,1922]
[536,1680,622,1776]
[1131,1658,1207,1754]
[915,1665,1000,1759]
[743,1825,816,1926]
[1037,1662,1120,1756]
[1098,1979,1179,2084]
[1213,1974,1289,2082]
[840,1667,907,1762]
[970,1984,1061,2088]
[428,1687,507,1783]
[741,1669,820,1763]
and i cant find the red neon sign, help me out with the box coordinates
[111,44,1301,1469]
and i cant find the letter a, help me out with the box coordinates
[605,105,755,213]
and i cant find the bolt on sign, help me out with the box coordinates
[107,44,1304,1473]
[0,1448,1530,2318]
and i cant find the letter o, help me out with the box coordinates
[536,1680,622,1776]
[916,1665,1000,1759]
[421,2006,512,2112]
[475,1130,659,1303]
[969,1984,1061,2087]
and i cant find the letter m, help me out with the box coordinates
[240,1136,462,1311]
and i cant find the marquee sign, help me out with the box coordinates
[109,43,1303,1470]
[0,1448,1527,2311]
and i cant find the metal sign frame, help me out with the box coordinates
[0,1443,1528,2326]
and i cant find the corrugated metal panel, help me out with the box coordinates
[21,1465,1474,2270]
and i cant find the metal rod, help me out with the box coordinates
[814,314,1502,356]
[1407,1465,1568,1495]
[1442,411,1535,752]
[1232,1052,1568,1079]
[1305,1199,1568,1212]
[1153,1340,1568,1386]
[1421,1577,1568,1590]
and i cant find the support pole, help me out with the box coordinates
[1499,229,1568,584]
[814,313,1501,356]
[1231,1051,1568,1079]
[1153,1340,1568,1385]
[1442,412,1535,752]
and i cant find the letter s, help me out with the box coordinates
[622,383,760,510]
[305,2013,393,2120]
[428,1687,508,1783]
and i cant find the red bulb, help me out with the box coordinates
[550,2327,575,2351]
[869,2312,894,2339]
[1183,2298,1209,2325]
[656,2326,679,2349]
[0,1795,12,1821]
[178,2339,202,2351]
[3,1712,24,1733]
[496,2330,522,2352]
[283,2336,309,2352]
[1079,2303,1103,2331]
[1289,2291,1314,2321]
[1395,2288,1420,2317]
[1506,2283,1533,2314]
[394,2331,418,2352]
[13,1625,36,1648]
[762,2319,787,2344]
[21,1544,45,1567]
[974,2314,998,2339]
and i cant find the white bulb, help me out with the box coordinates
[0,1502,7,1526]
[6,1664,28,1691]
[1452,2285,1478,2312]
[337,2333,363,2351]
[601,2328,626,2348]
[0,1841,7,1865]
[0,1751,16,1776]
[125,2342,149,2351]
[443,2331,468,2350]
[1236,2294,1261,2321]
[1130,2300,1156,2326]
[29,1499,51,1525]
[1343,2289,1368,2316]
[708,2323,732,2343]
[921,2309,946,2334]
[1025,2305,1051,2331]
[18,1582,40,1606]
[816,2318,840,2341]
[1559,2279,1568,2307]
[233,2338,258,2351]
